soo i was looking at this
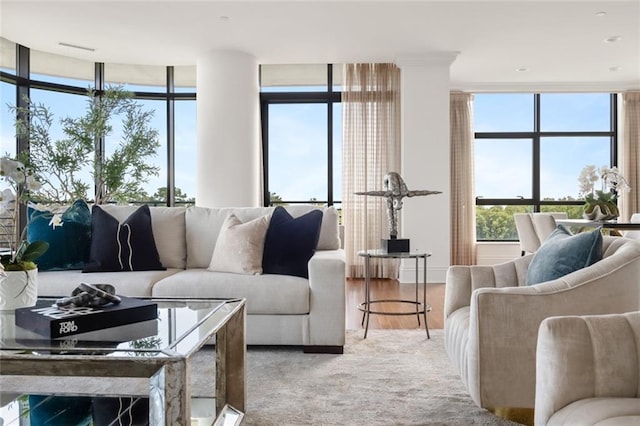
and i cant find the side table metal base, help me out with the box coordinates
[358,250,432,339]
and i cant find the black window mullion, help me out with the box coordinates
[166,66,175,207]
[327,64,334,206]
[15,44,30,236]
[611,93,618,167]
[94,63,105,203]
[532,94,541,212]
[261,101,270,207]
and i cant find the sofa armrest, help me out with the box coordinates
[535,312,640,426]
[306,249,346,348]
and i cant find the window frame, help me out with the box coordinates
[0,44,196,208]
[474,93,618,240]
[260,64,341,207]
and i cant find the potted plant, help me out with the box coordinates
[578,165,630,221]
[0,157,49,310]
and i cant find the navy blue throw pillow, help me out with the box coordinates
[262,206,323,278]
[83,205,165,273]
[27,199,92,271]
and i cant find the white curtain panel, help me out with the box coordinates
[342,64,401,278]
[622,91,640,221]
[449,92,476,265]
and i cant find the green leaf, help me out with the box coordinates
[20,241,49,262]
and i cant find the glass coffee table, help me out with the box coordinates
[0,297,246,425]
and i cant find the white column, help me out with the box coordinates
[196,50,260,207]
[396,52,458,283]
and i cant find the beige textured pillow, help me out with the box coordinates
[208,213,271,274]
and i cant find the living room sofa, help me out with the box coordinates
[444,235,640,410]
[535,311,640,426]
[35,204,346,353]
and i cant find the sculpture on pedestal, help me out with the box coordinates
[356,172,441,252]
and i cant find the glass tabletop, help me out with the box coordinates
[0,297,244,357]
[358,249,431,259]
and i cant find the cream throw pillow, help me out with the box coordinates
[208,213,271,275]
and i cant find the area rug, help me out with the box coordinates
[194,329,520,426]
[1,330,520,425]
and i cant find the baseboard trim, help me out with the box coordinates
[303,345,344,354]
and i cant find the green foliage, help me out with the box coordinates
[152,187,194,204]
[269,192,284,205]
[10,86,160,204]
[476,204,586,241]
[1,240,49,271]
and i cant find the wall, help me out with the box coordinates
[397,53,458,283]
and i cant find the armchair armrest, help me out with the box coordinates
[535,312,640,426]
[306,249,346,349]
[467,255,640,409]
[444,255,532,318]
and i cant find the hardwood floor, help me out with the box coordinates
[346,278,445,331]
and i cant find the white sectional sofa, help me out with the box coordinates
[36,205,346,353]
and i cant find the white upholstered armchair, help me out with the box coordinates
[444,236,640,412]
[514,212,568,256]
[535,311,640,425]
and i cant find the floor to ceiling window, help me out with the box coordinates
[474,93,617,241]
[0,38,196,207]
[260,64,342,210]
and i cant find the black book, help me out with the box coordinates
[15,296,158,339]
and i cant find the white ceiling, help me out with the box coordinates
[1,0,639,91]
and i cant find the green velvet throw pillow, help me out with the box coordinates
[27,199,92,271]
[525,224,603,286]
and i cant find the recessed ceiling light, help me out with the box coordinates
[595,11,607,17]
[609,66,622,72]
[604,35,622,43]
[516,67,528,72]
[58,42,95,52]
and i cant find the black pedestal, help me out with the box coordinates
[381,238,410,253]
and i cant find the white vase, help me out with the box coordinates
[0,268,38,311]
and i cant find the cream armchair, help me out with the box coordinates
[514,212,568,256]
[535,311,640,425]
[444,236,640,411]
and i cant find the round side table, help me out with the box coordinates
[357,249,432,339]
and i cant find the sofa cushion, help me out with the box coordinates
[262,206,323,278]
[526,224,603,285]
[27,200,91,271]
[152,269,310,314]
[37,268,182,298]
[208,212,271,275]
[99,205,186,269]
[83,205,165,272]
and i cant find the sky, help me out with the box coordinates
[1,71,615,205]
[474,93,613,200]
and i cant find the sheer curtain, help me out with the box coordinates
[342,63,401,278]
[622,91,640,221]
[450,92,476,265]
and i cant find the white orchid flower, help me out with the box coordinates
[49,213,64,229]
[0,188,15,214]
[25,175,42,191]
[0,157,22,179]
